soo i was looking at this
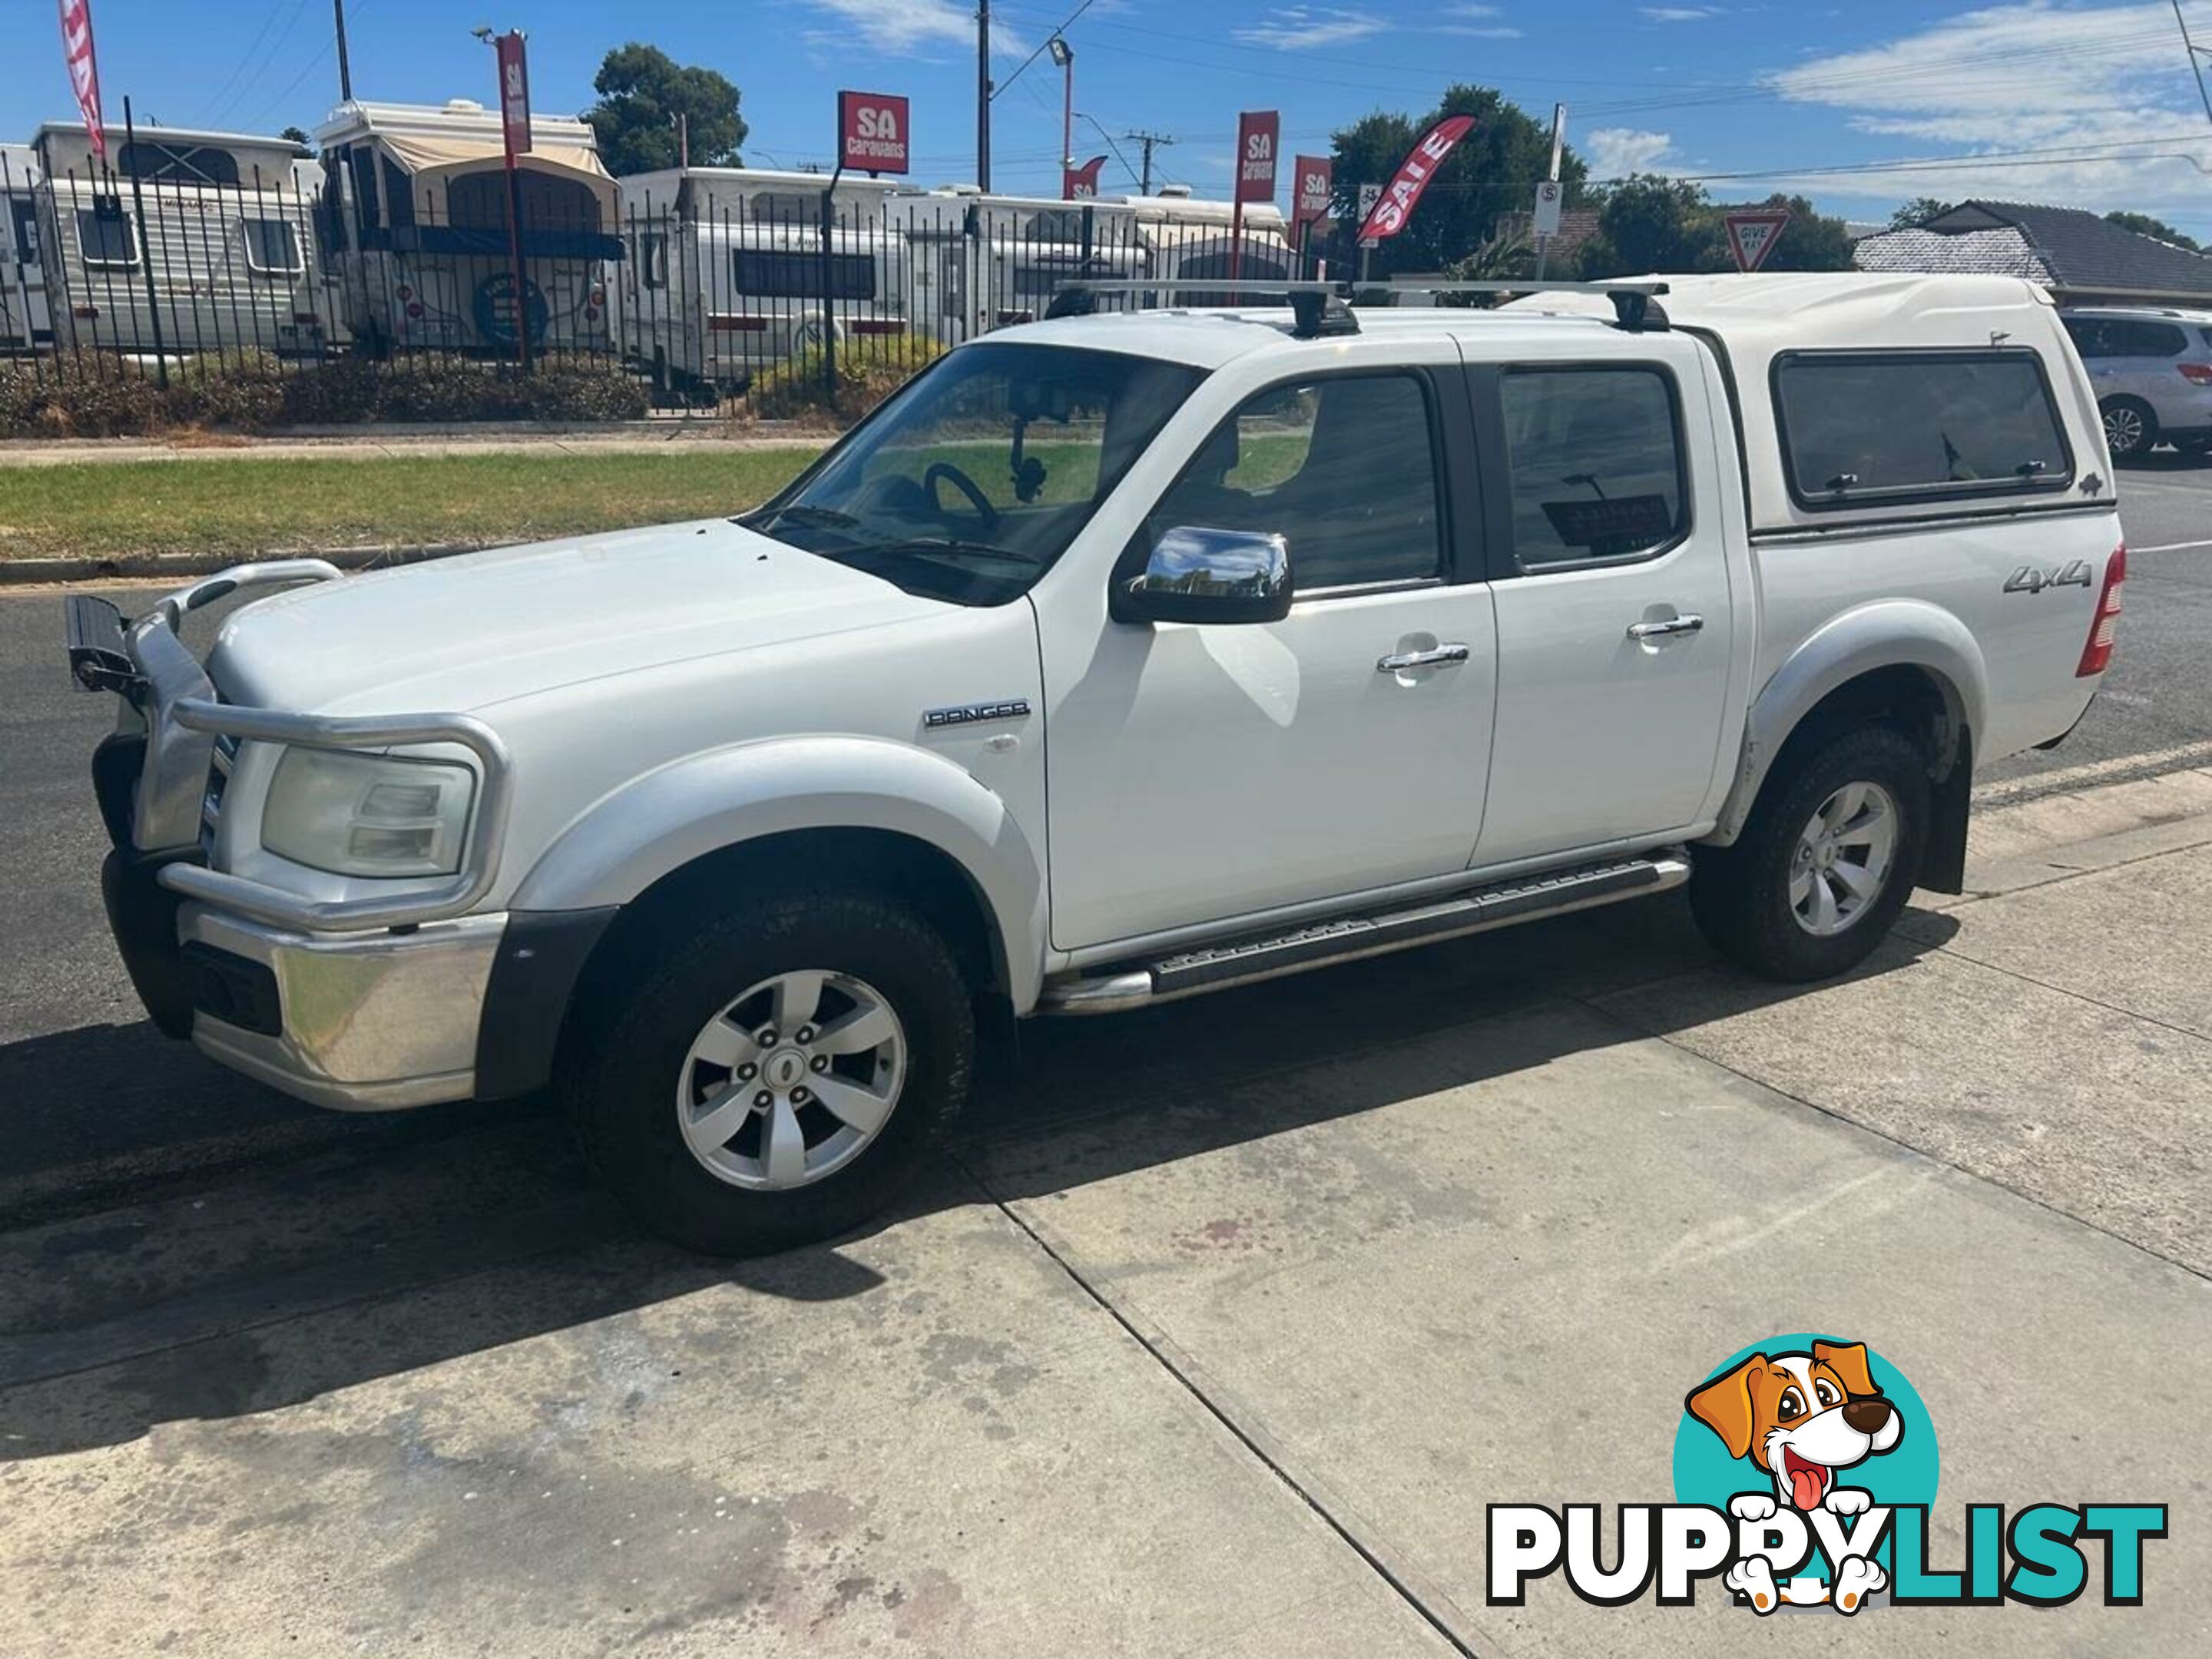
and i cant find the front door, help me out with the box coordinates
[1044,349,1498,951]
[1475,355,1737,866]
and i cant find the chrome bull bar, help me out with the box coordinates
[114,560,515,935]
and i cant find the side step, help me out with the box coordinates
[1038,850,1690,1015]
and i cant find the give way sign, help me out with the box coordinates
[1723,209,1790,272]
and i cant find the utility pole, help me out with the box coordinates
[976,0,992,191]
[1124,128,1174,195]
[2175,0,2212,127]
[333,0,353,101]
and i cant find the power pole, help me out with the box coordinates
[2175,0,2212,127]
[333,0,353,101]
[976,0,992,191]
[1124,129,1174,195]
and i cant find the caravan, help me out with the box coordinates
[617,167,908,400]
[29,123,336,361]
[313,99,620,359]
[1127,187,1299,303]
[899,189,1144,344]
[1,143,51,352]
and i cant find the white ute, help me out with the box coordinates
[65,273,2127,1254]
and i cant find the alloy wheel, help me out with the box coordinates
[674,970,908,1190]
[1789,782,1899,937]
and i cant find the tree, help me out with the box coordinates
[1574,181,1856,276]
[1889,197,1953,230]
[2105,210,2200,252]
[279,125,310,147]
[1326,85,1585,277]
[582,43,746,177]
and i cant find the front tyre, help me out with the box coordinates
[567,890,975,1257]
[1689,727,1929,982]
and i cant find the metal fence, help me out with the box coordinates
[2,159,1312,415]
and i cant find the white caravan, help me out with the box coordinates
[616,167,908,399]
[897,188,1145,344]
[313,99,620,358]
[29,124,336,360]
[0,143,51,351]
[1124,186,1300,301]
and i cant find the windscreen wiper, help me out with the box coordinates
[740,504,862,536]
[864,537,1048,567]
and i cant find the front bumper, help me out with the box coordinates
[181,906,506,1111]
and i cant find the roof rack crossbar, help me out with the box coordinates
[1042,275,1671,333]
[1382,277,1672,333]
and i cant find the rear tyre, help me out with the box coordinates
[565,889,975,1257]
[1689,727,1929,982]
[2100,396,2157,463]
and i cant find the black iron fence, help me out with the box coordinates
[1,158,1313,418]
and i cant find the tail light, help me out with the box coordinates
[2178,363,2212,386]
[2076,545,2125,677]
[72,303,98,320]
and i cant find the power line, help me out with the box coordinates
[994,0,1100,102]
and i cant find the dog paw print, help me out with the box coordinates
[1724,1555,1780,1614]
[1728,1493,1777,1523]
[1833,1555,1886,1614]
[1824,1486,1873,1517]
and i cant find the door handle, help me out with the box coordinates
[1376,643,1471,674]
[1626,614,1704,641]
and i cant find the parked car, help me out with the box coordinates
[2059,305,2212,462]
[65,272,2124,1256]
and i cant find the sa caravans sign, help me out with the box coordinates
[1293,155,1333,227]
[839,90,910,175]
[1235,110,1280,204]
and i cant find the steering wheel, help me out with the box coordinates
[922,462,1000,533]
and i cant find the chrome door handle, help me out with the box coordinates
[1626,614,1704,641]
[1376,643,1471,673]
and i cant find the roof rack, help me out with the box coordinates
[1044,276,1672,336]
[1384,278,1671,333]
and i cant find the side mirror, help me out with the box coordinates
[1114,526,1293,626]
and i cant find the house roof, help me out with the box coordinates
[1853,199,2212,300]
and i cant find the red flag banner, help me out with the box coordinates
[1064,155,1107,200]
[495,31,531,157]
[58,0,104,163]
[1356,114,1476,243]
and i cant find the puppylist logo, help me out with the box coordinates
[1488,1334,2166,1616]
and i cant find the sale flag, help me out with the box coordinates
[1355,114,1477,243]
[58,0,104,163]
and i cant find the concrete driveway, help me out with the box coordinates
[2,771,2207,1656]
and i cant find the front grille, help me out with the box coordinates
[199,730,238,858]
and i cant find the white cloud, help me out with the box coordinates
[1233,7,1390,50]
[1439,2,1523,30]
[1641,5,1722,19]
[803,0,1024,57]
[1766,2,2212,224]
[1587,127,1678,176]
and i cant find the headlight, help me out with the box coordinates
[261,749,476,878]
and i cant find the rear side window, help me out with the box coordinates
[1773,351,2071,508]
[2061,317,2186,359]
[1499,367,1687,567]
[733,249,874,300]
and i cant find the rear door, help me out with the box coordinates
[1470,341,1739,866]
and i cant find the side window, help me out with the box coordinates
[2062,318,2109,359]
[1145,374,1445,589]
[2115,320,2187,358]
[75,207,138,269]
[1773,352,2071,506]
[241,217,303,276]
[1500,367,1686,567]
[641,230,667,289]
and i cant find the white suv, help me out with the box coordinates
[66,273,2126,1254]
[2060,306,2212,462]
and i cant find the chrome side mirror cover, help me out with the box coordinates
[1114,526,1293,625]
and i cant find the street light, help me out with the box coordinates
[1048,35,1075,189]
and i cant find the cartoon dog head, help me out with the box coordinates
[1686,1340,1903,1511]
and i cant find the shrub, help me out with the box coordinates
[0,354,648,438]
[747,331,947,425]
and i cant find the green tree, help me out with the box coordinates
[1326,85,1585,277]
[279,125,310,147]
[2105,210,2200,252]
[1575,181,1856,276]
[1889,197,1954,230]
[1748,193,1857,273]
[582,43,746,177]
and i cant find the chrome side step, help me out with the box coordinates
[1037,850,1690,1015]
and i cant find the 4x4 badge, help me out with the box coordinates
[2003,561,2094,594]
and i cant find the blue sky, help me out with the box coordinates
[10,1,2212,237]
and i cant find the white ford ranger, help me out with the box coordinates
[65,273,2125,1254]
